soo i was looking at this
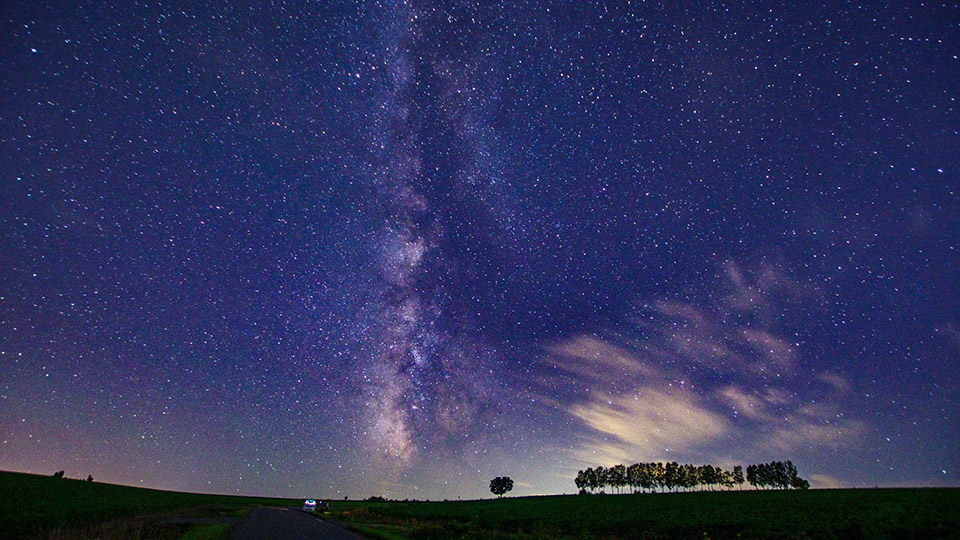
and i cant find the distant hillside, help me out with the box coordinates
[5,470,959,539]
[0,470,299,539]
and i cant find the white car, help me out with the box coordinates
[303,499,316,511]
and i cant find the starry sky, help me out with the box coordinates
[1,1,958,500]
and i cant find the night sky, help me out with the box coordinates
[1,1,958,500]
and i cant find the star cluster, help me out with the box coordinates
[1,1,957,499]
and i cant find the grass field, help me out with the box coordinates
[324,488,960,540]
[0,470,299,539]
[4,470,958,540]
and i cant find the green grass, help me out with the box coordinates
[348,523,413,540]
[230,506,253,517]
[177,523,231,540]
[326,488,960,540]
[4,470,957,540]
[0,470,300,539]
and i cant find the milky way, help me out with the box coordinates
[1,1,957,499]
[358,2,516,472]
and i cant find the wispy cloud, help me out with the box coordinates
[817,372,851,394]
[538,260,867,469]
[569,388,729,464]
[809,474,846,489]
[635,261,821,376]
[718,386,774,421]
[716,375,866,454]
[548,336,657,378]
[768,415,868,452]
[740,328,796,369]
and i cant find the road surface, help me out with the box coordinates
[229,507,364,540]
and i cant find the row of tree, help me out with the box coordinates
[747,461,809,490]
[575,460,808,493]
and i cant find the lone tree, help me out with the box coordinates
[489,476,514,498]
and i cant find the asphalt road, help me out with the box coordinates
[228,507,364,540]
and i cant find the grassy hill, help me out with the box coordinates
[324,488,960,540]
[0,470,300,539]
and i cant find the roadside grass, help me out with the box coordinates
[327,488,960,540]
[176,523,231,540]
[0,470,299,539]
[229,507,252,517]
[347,523,412,540]
[31,514,193,540]
[309,507,414,540]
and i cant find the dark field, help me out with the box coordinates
[325,488,960,540]
[3,470,958,540]
[0,471,299,539]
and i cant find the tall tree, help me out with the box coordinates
[664,462,681,491]
[594,466,608,493]
[609,464,627,494]
[652,462,666,492]
[720,468,735,490]
[627,463,642,494]
[575,470,586,493]
[681,464,698,492]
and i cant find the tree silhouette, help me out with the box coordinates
[626,463,642,493]
[489,476,514,498]
[594,466,608,493]
[721,468,735,490]
[682,464,698,491]
[791,476,811,489]
[664,462,681,491]
[609,464,627,494]
[744,461,809,490]
[575,460,808,493]
[644,462,659,492]
[698,464,713,490]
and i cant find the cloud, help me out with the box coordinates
[718,386,774,421]
[548,335,656,378]
[809,474,846,489]
[817,372,851,394]
[539,259,869,468]
[542,335,731,465]
[638,261,818,376]
[655,301,738,365]
[769,416,868,452]
[716,382,866,452]
[741,328,796,368]
[721,260,822,315]
[569,388,730,464]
